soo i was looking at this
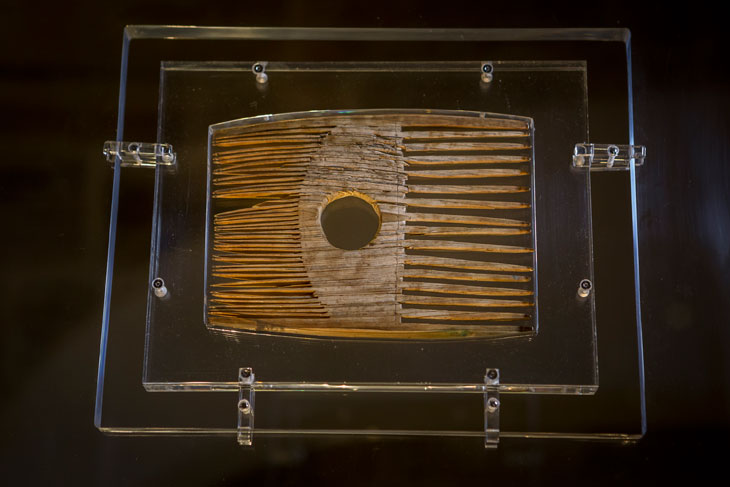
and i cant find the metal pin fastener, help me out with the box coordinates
[578,279,592,298]
[152,277,168,298]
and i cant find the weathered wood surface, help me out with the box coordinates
[207,112,535,339]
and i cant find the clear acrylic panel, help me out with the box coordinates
[96,27,644,442]
[145,61,596,390]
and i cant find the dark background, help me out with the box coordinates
[1,1,729,484]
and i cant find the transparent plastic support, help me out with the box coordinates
[237,368,255,446]
[484,368,501,448]
[145,60,595,392]
[95,26,646,444]
[102,141,176,168]
[572,143,646,170]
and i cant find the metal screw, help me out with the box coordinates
[487,369,498,380]
[481,63,494,83]
[240,368,251,378]
[487,397,500,412]
[238,399,251,414]
[252,62,268,84]
[578,279,592,298]
[606,145,620,168]
[152,278,168,298]
[161,147,174,164]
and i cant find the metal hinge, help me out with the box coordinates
[573,143,646,170]
[103,141,176,168]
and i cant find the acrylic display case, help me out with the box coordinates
[96,26,646,447]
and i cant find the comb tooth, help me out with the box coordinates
[211,296,323,304]
[215,126,335,139]
[213,254,302,261]
[216,207,299,218]
[215,215,300,224]
[405,213,530,227]
[405,199,529,210]
[209,311,329,318]
[400,310,530,321]
[209,284,315,293]
[403,255,532,273]
[215,149,317,160]
[217,123,336,139]
[216,143,321,157]
[400,295,533,308]
[214,236,299,242]
[213,245,300,252]
[214,222,299,230]
[401,119,529,130]
[214,186,302,193]
[215,135,325,146]
[402,142,530,153]
[213,177,305,187]
[214,167,308,181]
[213,256,303,263]
[213,185,302,194]
[217,199,299,213]
[403,269,530,283]
[214,158,311,173]
[213,270,307,277]
[405,226,529,237]
[402,130,529,140]
[213,275,310,281]
[210,277,313,286]
[400,282,533,297]
[405,156,530,166]
[407,184,529,194]
[214,233,300,240]
[213,191,302,199]
[214,149,318,164]
[406,168,528,178]
[215,219,300,227]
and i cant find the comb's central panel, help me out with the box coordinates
[206,110,536,339]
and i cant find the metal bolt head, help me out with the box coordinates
[241,368,251,378]
[487,397,500,412]
[482,63,493,74]
[151,278,168,298]
[238,399,251,414]
[487,369,498,380]
[578,279,592,298]
[253,63,263,73]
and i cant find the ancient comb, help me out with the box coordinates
[205,110,536,339]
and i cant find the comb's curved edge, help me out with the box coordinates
[208,314,534,341]
[210,108,533,133]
